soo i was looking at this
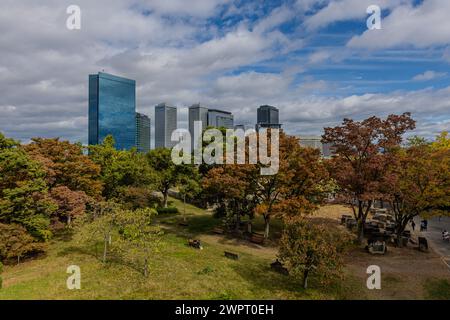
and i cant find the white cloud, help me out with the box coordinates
[347,0,450,49]
[413,70,447,81]
[304,0,410,31]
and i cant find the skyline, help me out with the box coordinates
[0,0,449,144]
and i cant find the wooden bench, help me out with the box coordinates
[250,232,265,245]
[224,251,239,260]
[188,239,202,249]
[213,227,224,234]
[270,260,288,275]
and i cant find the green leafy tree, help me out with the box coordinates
[279,219,353,289]
[89,136,154,199]
[115,208,163,277]
[147,148,193,208]
[0,133,56,241]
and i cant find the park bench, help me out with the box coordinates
[224,251,239,260]
[367,240,387,255]
[341,215,352,225]
[270,260,289,275]
[250,232,265,245]
[213,227,224,234]
[188,239,202,250]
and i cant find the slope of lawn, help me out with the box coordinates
[0,199,361,300]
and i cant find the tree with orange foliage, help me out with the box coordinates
[322,113,416,243]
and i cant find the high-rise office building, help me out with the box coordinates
[89,72,136,150]
[188,104,209,150]
[207,109,234,129]
[155,103,177,149]
[297,135,334,158]
[256,105,281,131]
[135,112,151,153]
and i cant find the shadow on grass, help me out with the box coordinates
[229,259,363,300]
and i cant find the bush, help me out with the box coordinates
[156,207,179,215]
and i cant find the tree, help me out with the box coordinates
[89,136,154,199]
[202,132,328,238]
[0,260,3,289]
[0,223,46,264]
[278,219,353,289]
[0,133,56,241]
[147,148,193,208]
[178,173,202,223]
[115,208,163,277]
[383,142,450,245]
[322,113,416,242]
[24,138,103,198]
[49,186,89,229]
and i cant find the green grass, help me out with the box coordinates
[424,279,450,300]
[0,198,360,300]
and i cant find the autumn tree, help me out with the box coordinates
[279,219,353,289]
[0,223,46,264]
[382,135,450,246]
[203,131,328,238]
[24,138,103,198]
[322,113,416,242]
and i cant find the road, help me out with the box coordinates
[414,216,450,259]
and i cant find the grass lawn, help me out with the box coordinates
[1,199,448,300]
[0,198,356,300]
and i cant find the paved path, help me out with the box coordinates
[414,216,450,259]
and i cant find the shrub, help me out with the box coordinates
[156,207,179,215]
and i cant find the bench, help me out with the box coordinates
[250,232,265,245]
[213,227,224,234]
[224,251,239,260]
[188,239,202,250]
[270,260,288,275]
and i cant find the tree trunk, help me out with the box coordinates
[183,194,187,222]
[144,258,149,277]
[163,191,168,208]
[264,217,270,239]
[303,270,309,289]
[103,236,108,264]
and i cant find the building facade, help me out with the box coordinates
[207,109,234,129]
[135,112,151,153]
[188,104,209,150]
[256,105,281,130]
[89,72,136,150]
[155,103,177,149]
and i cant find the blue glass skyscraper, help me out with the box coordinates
[88,72,136,150]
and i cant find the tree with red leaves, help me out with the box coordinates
[322,113,416,243]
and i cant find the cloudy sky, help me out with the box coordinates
[0,0,449,145]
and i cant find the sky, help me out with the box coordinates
[0,0,449,145]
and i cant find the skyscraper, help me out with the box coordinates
[135,112,151,153]
[188,103,208,150]
[256,105,281,131]
[155,103,177,149]
[89,72,136,150]
[207,109,234,129]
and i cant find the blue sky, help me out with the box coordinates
[0,0,449,144]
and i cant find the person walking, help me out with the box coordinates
[411,220,416,231]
